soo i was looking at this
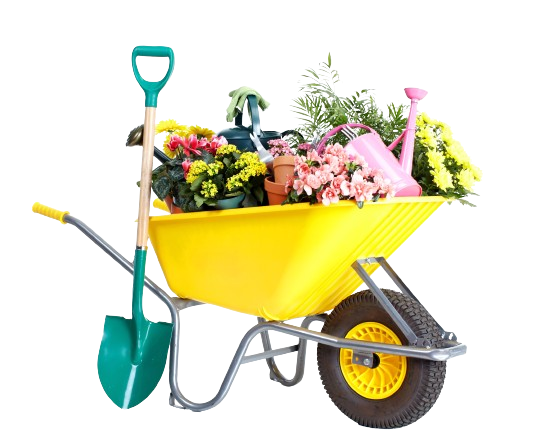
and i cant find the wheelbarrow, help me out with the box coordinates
[32,196,466,428]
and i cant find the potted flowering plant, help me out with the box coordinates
[148,120,268,212]
[268,139,293,158]
[292,56,481,204]
[268,139,296,185]
[285,143,394,207]
[410,113,482,205]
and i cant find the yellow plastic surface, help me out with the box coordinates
[148,196,445,320]
[32,202,69,224]
[153,199,170,212]
[340,322,407,399]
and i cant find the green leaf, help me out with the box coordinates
[201,151,215,164]
[190,174,206,191]
[152,164,166,178]
[152,176,171,200]
[169,166,185,182]
[194,193,206,208]
[168,157,183,167]
[242,193,258,208]
[327,53,331,67]
[174,195,187,211]
[178,182,191,197]
[253,186,264,204]
[187,199,201,212]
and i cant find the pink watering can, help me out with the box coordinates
[316,88,427,197]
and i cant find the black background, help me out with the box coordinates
[28,44,487,433]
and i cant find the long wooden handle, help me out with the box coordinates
[136,106,157,248]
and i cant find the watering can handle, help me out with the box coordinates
[316,123,376,153]
[132,46,175,108]
[234,95,262,136]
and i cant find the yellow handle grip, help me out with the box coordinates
[32,202,69,224]
[151,198,169,212]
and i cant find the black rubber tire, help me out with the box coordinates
[317,289,446,428]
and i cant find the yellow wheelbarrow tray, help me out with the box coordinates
[33,197,466,429]
[149,196,446,320]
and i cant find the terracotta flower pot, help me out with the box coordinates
[264,177,289,206]
[164,196,183,214]
[272,155,296,185]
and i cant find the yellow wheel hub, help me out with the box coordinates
[340,322,407,399]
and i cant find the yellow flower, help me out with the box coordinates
[470,164,483,182]
[445,141,470,166]
[416,114,480,198]
[226,154,267,191]
[416,125,438,149]
[417,113,433,126]
[441,127,453,145]
[216,144,240,156]
[186,160,208,183]
[161,130,189,158]
[457,168,476,191]
[163,135,177,158]
[201,180,218,198]
[206,162,222,177]
[188,125,214,139]
[431,167,454,191]
[156,119,187,134]
[426,149,446,170]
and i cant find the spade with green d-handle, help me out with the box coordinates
[98,46,174,409]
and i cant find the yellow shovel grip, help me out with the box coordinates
[32,202,69,224]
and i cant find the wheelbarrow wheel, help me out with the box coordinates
[317,289,446,428]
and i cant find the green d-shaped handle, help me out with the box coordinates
[132,46,174,108]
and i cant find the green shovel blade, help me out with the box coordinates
[98,249,172,409]
[98,315,172,409]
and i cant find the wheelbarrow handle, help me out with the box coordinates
[32,202,69,224]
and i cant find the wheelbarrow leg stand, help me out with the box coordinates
[353,257,458,346]
[257,315,326,387]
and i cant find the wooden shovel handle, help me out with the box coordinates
[131,46,174,248]
[136,107,156,248]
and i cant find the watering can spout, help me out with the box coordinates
[399,88,427,175]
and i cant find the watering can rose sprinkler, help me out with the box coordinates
[97,46,174,409]
[317,88,427,197]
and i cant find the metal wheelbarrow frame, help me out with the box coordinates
[33,203,465,427]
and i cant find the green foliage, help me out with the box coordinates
[292,54,407,147]
[292,55,481,204]
[148,146,267,212]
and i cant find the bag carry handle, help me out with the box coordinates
[234,95,262,137]
[281,129,305,141]
[316,123,376,153]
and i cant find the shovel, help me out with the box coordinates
[98,46,175,409]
